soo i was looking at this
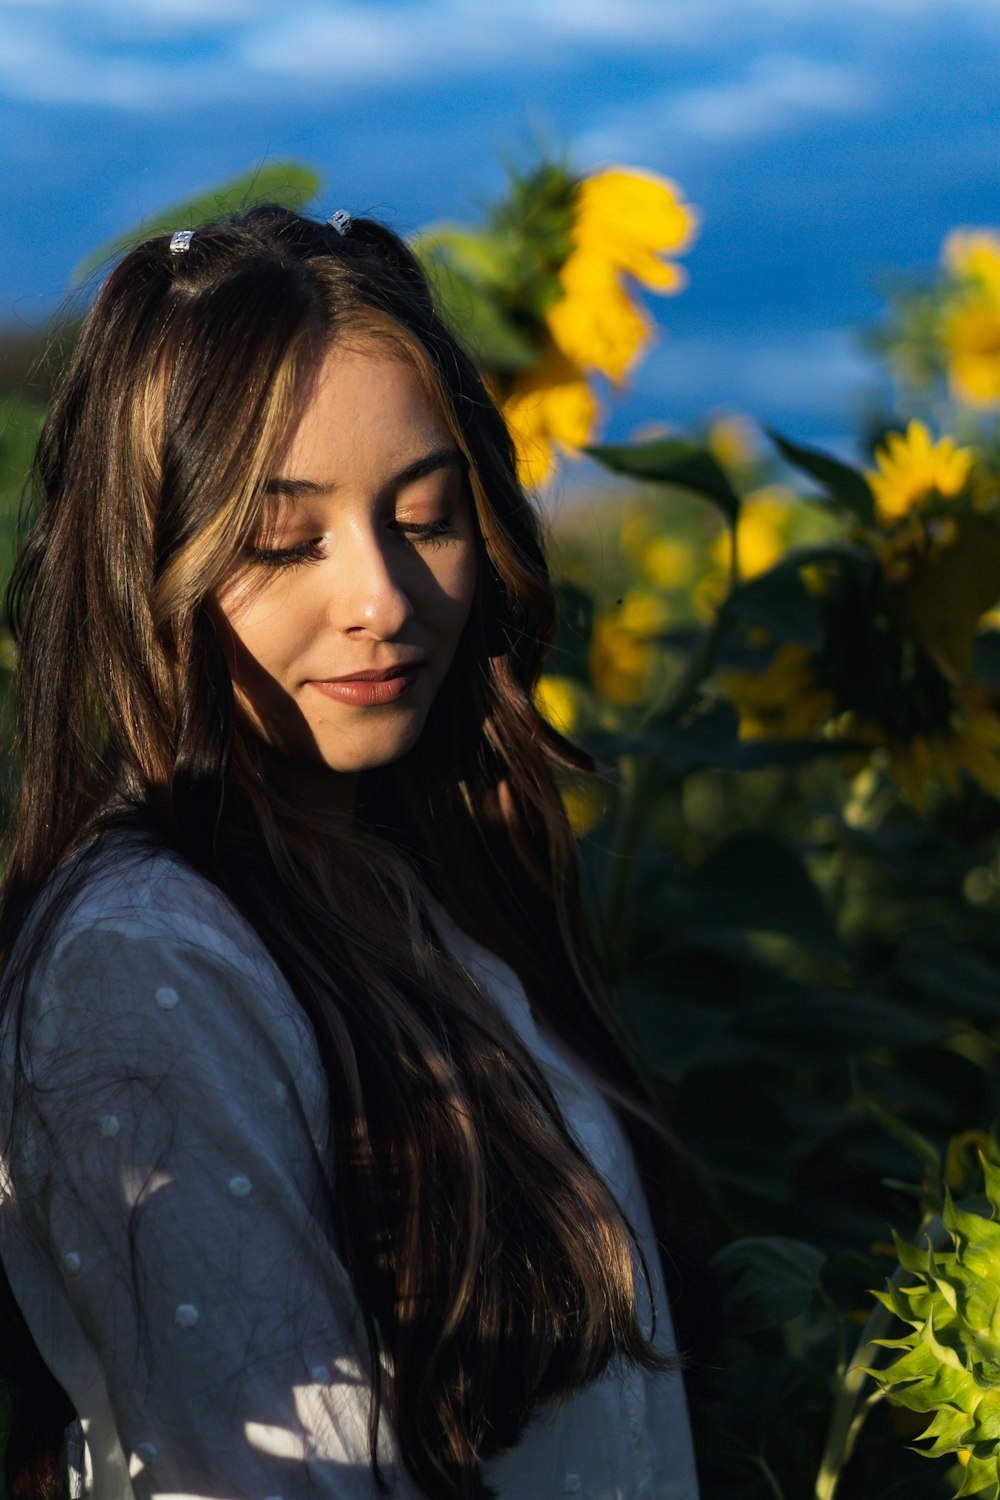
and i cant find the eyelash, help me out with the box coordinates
[247,519,459,569]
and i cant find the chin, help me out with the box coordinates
[314,726,428,775]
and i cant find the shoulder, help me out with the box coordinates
[44,833,271,980]
[15,834,324,1126]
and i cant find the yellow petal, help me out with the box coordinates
[560,781,607,836]
[867,420,975,520]
[943,295,1000,407]
[573,168,699,262]
[545,167,698,382]
[588,592,669,705]
[533,675,581,735]
[502,345,598,485]
[642,536,696,589]
[547,247,651,381]
[943,228,1000,300]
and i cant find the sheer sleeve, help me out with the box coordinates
[2,901,412,1500]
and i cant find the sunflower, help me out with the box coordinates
[863,688,1000,812]
[589,589,672,706]
[943,227,1000,298]
[501,342,597,486]
[694,489,796,620]
[545,167,698,384]
[939,229,1000,407]
[874,512,1000,679]
[942,296,1000,407]
[870,1154,1000,1499]
[721,643,835,742]
[867,421,974,523]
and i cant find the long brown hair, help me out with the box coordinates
[0,207,707,1498]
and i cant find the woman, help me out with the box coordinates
[0,206,703,1499]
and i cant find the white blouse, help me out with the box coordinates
[0,843,699,1500]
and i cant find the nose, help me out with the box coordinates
[330,527,415,640]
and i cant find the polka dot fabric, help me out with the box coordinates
[1,841,698,1498]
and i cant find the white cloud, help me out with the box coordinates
[578,52,871,165]
[670,54,868,141]
[3,0,262,18]
[0,31,236,107]
[1,0,998,110]
[640,325,876,421]
[234,0,703,82]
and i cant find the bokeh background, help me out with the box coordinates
[4,0,1000,449]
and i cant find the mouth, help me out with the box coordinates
[308,662,425,706]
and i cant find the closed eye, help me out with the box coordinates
[392,519,460,547]
[245,518,461,568]
[246,538,324,569]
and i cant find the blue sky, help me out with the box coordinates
[3,0,1000,456]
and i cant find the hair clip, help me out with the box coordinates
[169,229,195,254]
[326,210,352,237]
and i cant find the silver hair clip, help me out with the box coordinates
[169,229,195,254]
[326,209,352,237]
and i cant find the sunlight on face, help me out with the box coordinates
[209,342,479,797]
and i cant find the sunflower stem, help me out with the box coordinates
[601,602,735,972]
[813,1294,899,1500]
[813,1217,947,1500]
[643,598,735,732]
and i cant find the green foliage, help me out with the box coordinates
[712,1236,827,1336]
[5,149,1000,1500]
[725,554,826,646]
[413,157,576,371]
[412,227,539,374]
[0,395,43,601]
[548,411,1000,1496]
[869,1158,1000,1498]
[72,162,322,283]
[587,437,742,523]
[766,427,877,526]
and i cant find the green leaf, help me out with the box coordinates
[732,990,943,1060]
[893,943,1000,1025]
[727,563,824,649]
[682,829,843,957]
[699,1352,829,1447]
[956,1451,1000,1499]
[412,224,512,286]
[711,1235,827,1335]
[72,162,322,283]
[0,397,45,610]
[983,1159,1000,1219]
[546,580,596,686]
[859,1094,943,1183]
[584,438,742,522]
[616,980,740,1084]
[923,1303,967,1373]
[674,1073,803,1203]
[972,630,1000,692]
[766,427,876,527]
[414,243,538,373]
[643,698,854,777]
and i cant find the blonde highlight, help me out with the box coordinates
[0,206,707,1499]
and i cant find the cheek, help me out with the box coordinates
[438,543,479,635]
[209,581,301,683]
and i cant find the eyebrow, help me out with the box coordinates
[263,445,467,499]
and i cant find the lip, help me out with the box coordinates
[308,662,425,707]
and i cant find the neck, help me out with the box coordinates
[256,743,359,821]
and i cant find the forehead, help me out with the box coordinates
[278,341,455,480]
